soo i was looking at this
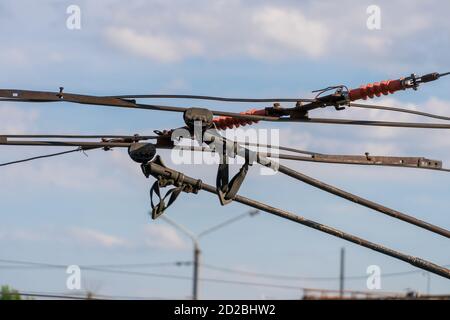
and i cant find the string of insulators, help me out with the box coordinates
[348,79,404,101]
[211,73,447,130]
[212,108,266,130]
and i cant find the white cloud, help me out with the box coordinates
[251,6,328,58]
[361,36,393,55]
[67,227,130,248]
[0,105,39,133]
[0,226,130,249]
[104,27,203,62]
[0,229,44,241]
[143,224,188,250]
[101,3,329,62]
[1,159,124,191]
[1,0,448,71]
[0,48,29,67]
[94,0,450,69]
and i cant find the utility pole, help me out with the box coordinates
[193,242,200,300]
[339,247,345,298]
[423,271,431,295]
[162,209,259,300]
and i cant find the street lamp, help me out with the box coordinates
[161,209,259,300]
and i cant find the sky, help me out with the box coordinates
[0,0,449,299]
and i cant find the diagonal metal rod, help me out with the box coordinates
[275,163,450,238]
[144,160,450,279]
[204,132,450,238]
[2,135,450,235]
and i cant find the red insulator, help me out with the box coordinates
[212,108,265,130]
[348,79,404,101]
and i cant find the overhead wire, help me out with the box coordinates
[349,102,450,121]
[200,263,450,281]
[106,94,315,103]
[0,147,85,167]
[3,89,450,128]
[2,258,447,281]
[0,258,405,294]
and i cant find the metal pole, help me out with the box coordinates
[193,243,200,300]
[160,216,199,300]
[161,211,258,300]
[339,248,345,298]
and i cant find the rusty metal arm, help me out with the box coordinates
[276,153,448,171]
[190,144,447,172]
[0,89,277,123]
[142,156,450,280]
[2,135,449,172]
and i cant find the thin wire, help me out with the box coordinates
[15,291,101,300]
[0,148,84,167]
[237,141,319,156]
[0,261,189,269]
[285,117,450,129]
[349,103,450,121]
[85,261,191,268]
[14,290,175,300]
[0,258,399,294]
[107,94,315,103]
[2,258,447,282]
[201,263,450,281]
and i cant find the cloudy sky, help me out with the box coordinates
[0,0,449,299]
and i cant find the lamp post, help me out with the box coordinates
[161,209,259,300]
[339,247,345,298]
